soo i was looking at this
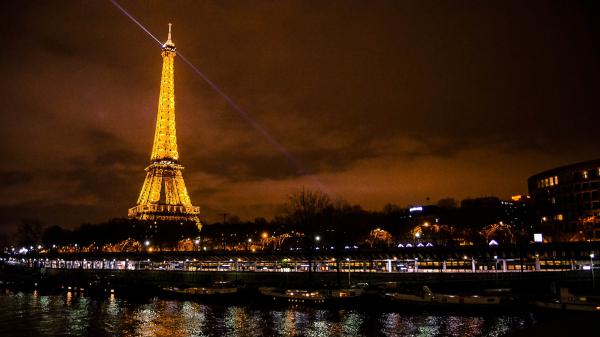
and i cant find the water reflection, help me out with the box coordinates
[0,291,528,337]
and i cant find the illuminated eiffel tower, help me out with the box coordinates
[128,24,201,227]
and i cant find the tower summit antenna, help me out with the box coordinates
[164,23,174,48]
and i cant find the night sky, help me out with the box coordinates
[1,1,599,232]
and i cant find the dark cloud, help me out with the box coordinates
[187,136,377,182]
[0,201,109,231]
[0,1,599,230]
[0,171,34,187]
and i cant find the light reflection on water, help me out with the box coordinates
[0,291,526,337]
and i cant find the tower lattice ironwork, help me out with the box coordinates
[128,24,201,227]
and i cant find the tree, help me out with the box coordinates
[383,203,401,214]
[154,221,200,249]
[0,233,10,251]
[365,228,393,248]
[437,198,458,209]
[284,188,331,287]
[479,223,516,244]
[227,215,241,224]
[285,188,331,236]
[42,225,71,247]
[17,220,42,247]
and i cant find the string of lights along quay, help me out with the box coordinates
[10,241,599,274]
[128,25,201,227]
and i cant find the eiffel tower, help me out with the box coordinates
[128,24,201,227]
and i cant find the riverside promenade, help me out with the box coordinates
[1,242,598,292]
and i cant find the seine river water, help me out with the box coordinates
[0,290,531,337]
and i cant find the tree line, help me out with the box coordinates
[4,189,536,251]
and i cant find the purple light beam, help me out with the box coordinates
[109,0,328,193]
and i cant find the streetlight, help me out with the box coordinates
[261,232,269,250]
[346,258,351,286]
[494,255,499,286]
[591,253,595,293]
[144,240,150,247]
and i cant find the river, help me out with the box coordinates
[0,290,531,337]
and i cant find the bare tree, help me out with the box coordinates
[383,203,401,214]
[285,188,331,233]
[437,198,458,209]
[17,220,42,247]
[285,188,331,287]
[0,233,10,251]
[479,223,516,244]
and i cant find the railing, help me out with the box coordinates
[4,256,593,274]
[128,204,200,217]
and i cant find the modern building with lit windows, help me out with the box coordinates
[528,159,600,237]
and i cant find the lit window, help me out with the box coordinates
[583,171,589,179]
[554,176,559,184]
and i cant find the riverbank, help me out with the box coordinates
[1,264,597,311]
[1,264,593,291]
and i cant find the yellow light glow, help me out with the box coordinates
[151,48,179,162]
[128,25,201,228]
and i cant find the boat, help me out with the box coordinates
[259,287,364,306]
[161,281,237,300]
[531,288,600,312]
[385,285,507,308]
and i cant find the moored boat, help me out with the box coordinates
[385,286,507,308]
[259,287,363,306]
[162,281,237,300]
[531,288,600,312]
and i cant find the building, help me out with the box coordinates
[459,197,532,230]
[508,195,535,232]
[528,159,600,238]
